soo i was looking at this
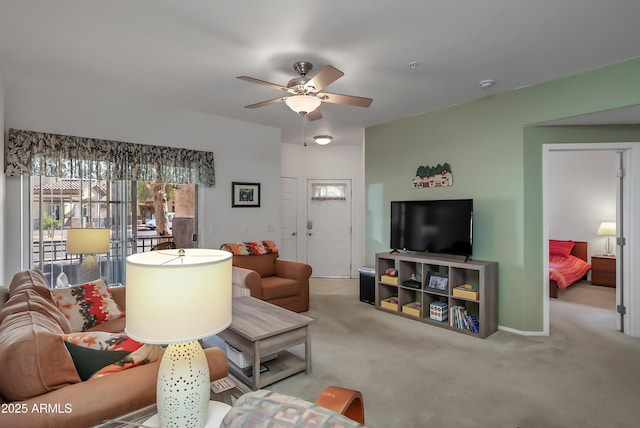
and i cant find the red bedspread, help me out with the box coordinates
[549,255,591,290]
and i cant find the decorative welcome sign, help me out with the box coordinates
[411,163,453,188]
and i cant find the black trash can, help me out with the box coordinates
[358,266,376,305]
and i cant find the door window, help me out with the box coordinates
[311,183,347,200]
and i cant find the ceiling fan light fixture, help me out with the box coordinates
[285,95,321,114]
[314,135,333,145]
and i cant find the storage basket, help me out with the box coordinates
[226,343,278,369]
[452,284,479,300]
[380,296,399,311]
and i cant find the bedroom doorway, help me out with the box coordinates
[543,143,639,338]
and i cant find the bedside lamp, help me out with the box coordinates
[66,228,110,283]
[125,248,232,428]
[597,221,616,256]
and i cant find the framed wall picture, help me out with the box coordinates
[427,272,449,292]
[232,182,260,207]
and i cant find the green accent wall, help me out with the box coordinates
[365,57,640,332]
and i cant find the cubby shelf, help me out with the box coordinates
[375,252,498,338]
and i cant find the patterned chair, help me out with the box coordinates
[220,241,312,312]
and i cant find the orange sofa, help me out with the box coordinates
[0,270,228,428]
[221,241,312,312]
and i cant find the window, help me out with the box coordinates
[311,183,347,201]
[30,178,196,287]
[30,177,130,286]
[8,128,211,288]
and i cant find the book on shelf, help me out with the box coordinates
[450,305,479,333]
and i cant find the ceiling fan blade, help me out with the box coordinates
[306,65,344,92]
[307,108,323,121]
[317,92,373,108]
[244,96,288,109]
[237,76,288,92]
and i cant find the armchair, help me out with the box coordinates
[220,241,312,312]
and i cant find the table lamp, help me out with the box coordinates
[125,248,232,428]
[66,228,110,283]
[597,221,616,256]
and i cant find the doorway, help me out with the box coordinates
[546,150,618,329]
[543,143,638,337]
[306,179,352,278]
[280,177,298,261]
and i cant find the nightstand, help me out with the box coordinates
[591,255,616,287]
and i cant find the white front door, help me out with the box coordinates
[280,177,298,261]
[306,179,352,277]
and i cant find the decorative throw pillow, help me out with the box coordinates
[62,332,164,380]
[52,279,124,332]
[220,240,278,256]
[64,342,130,381]
[549,239,575,258]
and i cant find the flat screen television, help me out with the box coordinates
[390,199,473,257]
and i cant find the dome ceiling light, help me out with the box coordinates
[313,135,333,145]
[479,79,495,89]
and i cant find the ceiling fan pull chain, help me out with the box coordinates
[301,113,307,147]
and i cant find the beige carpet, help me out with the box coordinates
[264,278,640,428]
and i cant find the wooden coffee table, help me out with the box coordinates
[218,296,314,390]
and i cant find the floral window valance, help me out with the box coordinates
[4,128,215,186]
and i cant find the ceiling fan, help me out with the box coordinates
[237,61,373,121]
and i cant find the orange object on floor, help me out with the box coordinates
[315,385,365,424]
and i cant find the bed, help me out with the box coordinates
[549,240,592,298]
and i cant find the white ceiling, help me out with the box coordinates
[1,1,639,146]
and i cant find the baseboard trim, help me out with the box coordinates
[498,325,548,336]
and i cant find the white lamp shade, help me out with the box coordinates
[285,95,321,114]
[66,228,110,254]
[125,249,232,344]
[597,222,616,236]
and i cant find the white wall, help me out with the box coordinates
[0,68,5,283]
[281,141,365,277]
[3,72,282,279]
[548,150,617,259]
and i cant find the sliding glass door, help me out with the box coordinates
[30,177,135,286]
[107,180,137,286]
[29,178,197,287]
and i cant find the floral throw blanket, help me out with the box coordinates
[220,240,278,255]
